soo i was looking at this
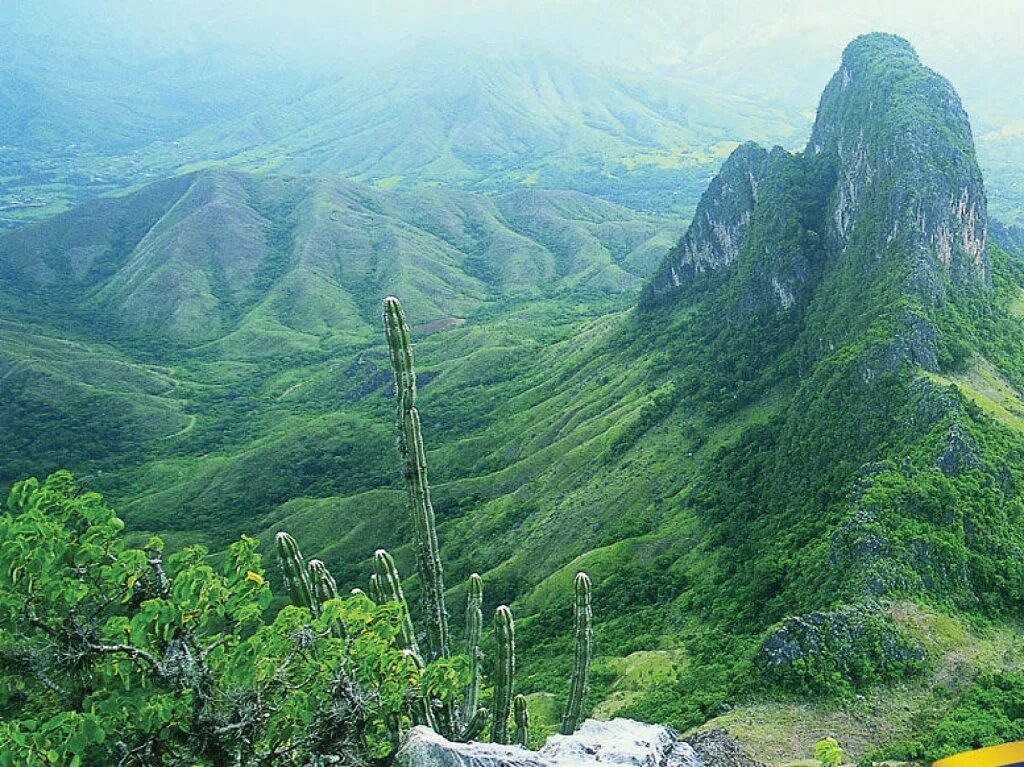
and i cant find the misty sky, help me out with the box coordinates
[7,0,1024,127]
[9,0,1024,121]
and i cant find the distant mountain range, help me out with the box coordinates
[3,31,1022,230]
[0,45,809,226]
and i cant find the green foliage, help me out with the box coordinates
[815,737,844,767]
[0,472,433,766]
[930,672,1024,758]
[872,672,1024,763]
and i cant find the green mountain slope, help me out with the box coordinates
[0,172,680,514]
[0,168,676,348]
[150,50,802,209]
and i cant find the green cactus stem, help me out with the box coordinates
[559,572,592,735]
[372,549,420,657]
[307,559,343,637]
[275,532,316,614]
[460,707,488,742]
[404,649,437,731]
[307,559,339,604]
[491,605,515,745]
[513,694,530,748]
[383,296,450,663]
[369,573,385,605]
[461,573,484,725]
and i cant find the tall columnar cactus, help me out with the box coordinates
[276,532,316,614]
[369,573,385,605]
[491,605,515,745]
[383,296,450,663]
[307,559,339,604]
[270,300,598,748]
[513,694,530,748]
[372,549,420,658]
[461,573,484,724]
[307,559,344,637]
[559,572,593,735]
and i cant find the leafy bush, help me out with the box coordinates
[870,671,1024,764]
[815,737,844,767]
[0,471,442,766]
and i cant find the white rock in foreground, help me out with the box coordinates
[394,718,701,767]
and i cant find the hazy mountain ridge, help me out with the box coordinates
[0,47,808,227]
[0,168,678,348]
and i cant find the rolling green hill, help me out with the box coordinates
[0,171,681,515]
[0,46,807,228]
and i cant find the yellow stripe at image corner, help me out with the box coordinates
[934,742,1024,767]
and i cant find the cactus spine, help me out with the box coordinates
[372,549,420,657]
[559,572,593,735]
[513,694,530,748]
[461,573,483,725]
[383,296,450,663]
[491,605,515,744]
[275,532,316,614]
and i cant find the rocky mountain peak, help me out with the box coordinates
[644,33,989,313]
[809,33,987,282]
[642,141,771,304]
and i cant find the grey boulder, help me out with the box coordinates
[394,718,759,767]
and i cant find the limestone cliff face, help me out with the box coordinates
[809,33,988,287]
[642,142,769,304]
[643,33,989,314]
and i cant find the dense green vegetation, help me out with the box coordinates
[0,471,429,765]
[0,297,601,764]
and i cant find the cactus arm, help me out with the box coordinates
[491,605,515,744]
[513,694,530,748]
[461,573,484,724]
[307,559,344,637]
[307,559,339,604]
[459,707,488,742]
[559,572,593,735]
[275,532,316,614]
[369,573,385,605]
[405,649,438,731]
[383,297,451,663]
[372,549,421,657]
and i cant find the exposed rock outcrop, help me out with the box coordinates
[687,729,764,767]
[394,719,762,767]
[644,33,989,318]
[756,604,924,686]
[643,142,770,304]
